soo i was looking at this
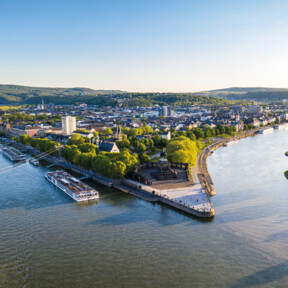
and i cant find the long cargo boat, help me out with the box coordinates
[259,127,274,134]
[1,146,26,161]
[45,170,99,202]
[223,139,238,147]
[274,123,288,130]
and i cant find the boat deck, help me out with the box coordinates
[47,170,97,196]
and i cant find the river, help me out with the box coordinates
[1,129,288,288]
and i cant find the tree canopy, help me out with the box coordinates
[166,137,197,167]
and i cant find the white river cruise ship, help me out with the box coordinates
[45,170,99,202]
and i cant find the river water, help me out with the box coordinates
[1,129,288,288]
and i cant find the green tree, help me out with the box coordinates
[67,134,86,146]
[103,128,113,136]
[116,135,130,150]
[166,137,197,167]
[135,142,146,154]
[17,135,32,145]
[204,129,212,138]
[139,154,150,163]
[110,161,126,179]
[117,150,138,171]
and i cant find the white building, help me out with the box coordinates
[161,131,171,140]
[158,106,174,117]
[62,116,76,135]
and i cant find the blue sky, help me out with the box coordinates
[1,0,288,92]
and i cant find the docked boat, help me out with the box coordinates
[259,127,274,134]
[45,170,99,202]
[223,139,238,147]
[274,124,288,130]
[1,146,26,161]
[29,158,39,166]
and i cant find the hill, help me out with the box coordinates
[0,84,125,104]
[0,84,233,107]
[197,87,288,101]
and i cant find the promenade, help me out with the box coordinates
[123,178,215,217]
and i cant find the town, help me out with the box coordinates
[1,96,288,217]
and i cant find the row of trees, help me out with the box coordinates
[62,144,139,179]
[62,143,99,169]
[183,125,237,140]
[3,112,62,123]
[91,150,138,178]
[16,135,60,156]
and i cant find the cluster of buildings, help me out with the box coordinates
[1,101,288,152]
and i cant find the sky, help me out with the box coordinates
[1,0,288,92]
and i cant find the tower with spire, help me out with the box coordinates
[113,126,123,141]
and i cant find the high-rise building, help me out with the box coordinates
[158,106,174,117]
[167,106,174,117]
[62,116,76,135]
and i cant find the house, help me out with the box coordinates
[161,131,171,140]
[99,142,120,153]
[246,118,261,128]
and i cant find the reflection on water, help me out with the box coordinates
[1,130,288,287]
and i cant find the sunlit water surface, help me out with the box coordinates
[1,130,288,288]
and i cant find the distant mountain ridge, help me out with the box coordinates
[196,87,288,101]
[0,84,126,104]
[1,84,288,105]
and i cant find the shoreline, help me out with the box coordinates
[196,130,259,197]
[0,129,261,219]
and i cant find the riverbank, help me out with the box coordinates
[1,138,215,218]
[0,130,259,219]
[195,130,260,198]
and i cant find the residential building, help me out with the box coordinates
[161,131,171,140]
[247,105,263,114]
[158,106,174,117]
[232,104,243,114]
[99,141,120,153]
[62,116,76,135]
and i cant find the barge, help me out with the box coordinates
[259,127,274,134]
[274,123,288,130]
[45,170,99,202]
[1,146,26,161]
[223,139,238,147]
